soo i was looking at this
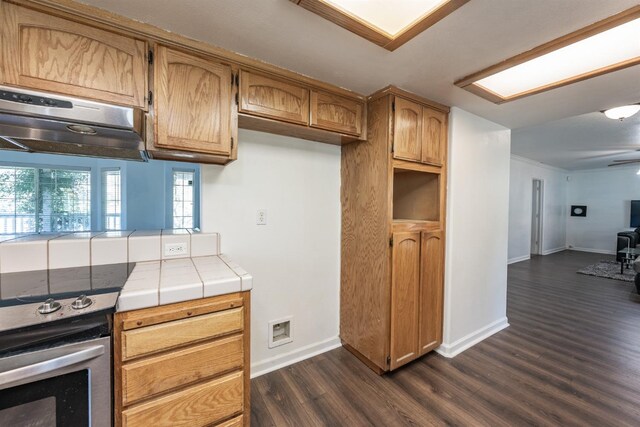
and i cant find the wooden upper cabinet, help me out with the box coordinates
[421,107,447,166]
[393,97,423,162]
[154,45,232,155]
[1,2,147,108]
[239,70,309,125]
[419,230,444,356]
[389,231,420,370]
[393,96,448,166]
[310,90,363,136]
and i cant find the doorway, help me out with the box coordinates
[531,179,543,255]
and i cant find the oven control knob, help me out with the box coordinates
[38,298,61,314]
[71,295,93,310]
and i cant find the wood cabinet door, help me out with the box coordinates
[393,97,422,162]
[239,70,309,125]
[389,232,420,370]
[155,46,232,155]
[310,90,363,136]
[1,3,147,108]
[419,230,444,355]
[421,107,447,166]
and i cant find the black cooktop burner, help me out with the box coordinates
[0,262,135,308]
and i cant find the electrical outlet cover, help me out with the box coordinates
[164,242,187,257]
[256,209,267,225]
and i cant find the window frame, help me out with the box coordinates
[0,162,92,234]
[168,167,200,230]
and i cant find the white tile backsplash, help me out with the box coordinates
[0,240,48,273]
[129,232,162,263]
[191,232,220,257]
[48,238,91,269]
[91,235,128,266]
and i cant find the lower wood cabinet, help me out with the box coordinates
[419,230,444,355]
[114,292,251,427]
[390,230,444,370]
[390,232,421,370]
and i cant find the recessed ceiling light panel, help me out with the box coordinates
[293,0,469,51]
[324,0,449,36]
[475,18,640,98]
[456,6,640,103]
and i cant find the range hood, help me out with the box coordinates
[0,86,147,161]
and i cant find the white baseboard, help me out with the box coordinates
[250,336,341,378]
[568,247,615,255]
[508,255,530,264]
[436,317,509,358]
[541,246,567,255]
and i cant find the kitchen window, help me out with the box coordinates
[102,168,121,230]
[172,170,195,229]
[0,166,91,233]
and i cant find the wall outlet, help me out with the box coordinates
[268,317,293,348]
[164,242,187,257]
[256,209,267,225]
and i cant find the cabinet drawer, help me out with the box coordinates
[122,371,243,427]
[1,2,147,108]
[122,335,243,405]
[216,415,243,426]
[310,90,363,136]
[240,70,309,125]
[121,307,243,360]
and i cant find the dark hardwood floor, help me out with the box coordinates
[250,251,640,426]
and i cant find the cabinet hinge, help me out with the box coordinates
[148,91,153,106]
[386,356,391,366]
[235,92,239,106]
[389,237,394,247]
[391,142,394,154]
[235,73,240,86]
[231,137,234,150]
[392,101,395,112]
[148,50,153,65]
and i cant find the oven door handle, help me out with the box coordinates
[0,345,105,387]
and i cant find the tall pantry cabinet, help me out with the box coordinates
[341,86,448,373]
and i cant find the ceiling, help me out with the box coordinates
[512,111,640,170]
[77,0,640,130]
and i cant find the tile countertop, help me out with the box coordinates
[117,254,253,312]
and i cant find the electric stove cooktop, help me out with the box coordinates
[0,263,135,334]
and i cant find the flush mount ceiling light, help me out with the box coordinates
[603,104,640,120]
[290,0,469,51]
[455,6,640,104]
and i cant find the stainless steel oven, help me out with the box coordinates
[0,336,111,427]
[0,261,132,426]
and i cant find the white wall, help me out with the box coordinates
[200,129,341,377]
[440,107,511,358]
[201,111,512,371]
[508,156,568,263]
[567,165,640,254]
